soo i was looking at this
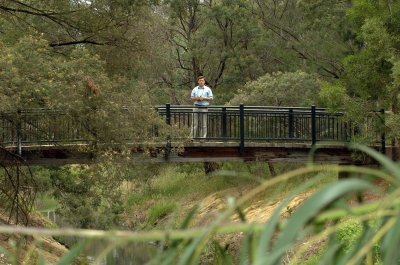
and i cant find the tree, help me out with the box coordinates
[0,33,174,228]
[228,70,322,177]
[229,70,322,107]
[160,0,266,104]
[0,0,153,48]
[340,0,400,157]
[251,0,355,79]
[344,0,399,108]
[204,0,266,89]
[0,149,36,227]
[0,35,109,110]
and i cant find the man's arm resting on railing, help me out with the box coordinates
[191,96,212,102]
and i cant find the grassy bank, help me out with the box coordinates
[2,145,395,264]
[122,162,338,231]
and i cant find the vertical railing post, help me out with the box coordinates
[166,103,171,125]
[165,103,171,156]
[289,108,294,139]
[240,104,244,154]
[311,105,316,145]
[380,108,386,155]
[17,109,22,156]
[222,107,227,142]
[154,107,159,137]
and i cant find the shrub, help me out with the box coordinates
[147,200,177,226]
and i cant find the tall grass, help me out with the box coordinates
[1,144,400,264]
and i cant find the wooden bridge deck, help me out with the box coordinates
[1,141,383,166]
[0,105,386,166]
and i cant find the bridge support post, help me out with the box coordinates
[338,163,350,179]
[380,108,386,155]
[311,105,316,145]
[240,104,244,154]
[166,103,171,125]
[338,164,380,180]
[222,107,227,142]
[17,109,22,156]
[289,109,294,139]
[165,103,171,157]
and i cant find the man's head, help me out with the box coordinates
[198,76,205,87]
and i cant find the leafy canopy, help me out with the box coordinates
[229,71,322,107]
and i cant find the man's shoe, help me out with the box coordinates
[199,139,205,143]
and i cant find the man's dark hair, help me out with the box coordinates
[198,76,205,80]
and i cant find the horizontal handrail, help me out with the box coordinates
[0,105,385,155]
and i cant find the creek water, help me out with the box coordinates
[42,211,156,265]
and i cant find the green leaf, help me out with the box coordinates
[236,206,247,222]
[0,245,11,262]
[38,254,45,265]
[381,213,400,265]
[317,237,344,265]
[56,240,88,265]
[351,144,400,182]
[341,225,377,265]
[255,173,325,264]
[212,240,233,265]
[180,204,200,229]
[239,224,254,265]
[272,178,376,264]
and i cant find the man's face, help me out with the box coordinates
[198,78,205,86]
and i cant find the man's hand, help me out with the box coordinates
[192,96,209,101]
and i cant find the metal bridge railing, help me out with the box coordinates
[157,104,385,153]
[0,105,385,155]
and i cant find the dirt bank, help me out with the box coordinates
[0,213,70,265]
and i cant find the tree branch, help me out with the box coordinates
[49,39,107,47]
[0,4,72,17]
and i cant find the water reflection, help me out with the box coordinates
[42,211,155,265]
[84,239,154,265]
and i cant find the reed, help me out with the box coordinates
[0,144,398,264]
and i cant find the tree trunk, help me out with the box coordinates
[203,162,220,174]
[392,99,399,161]
[268,162,276,177]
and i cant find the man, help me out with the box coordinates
[189,76,213,143]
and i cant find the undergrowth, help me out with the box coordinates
[1,145,399,264]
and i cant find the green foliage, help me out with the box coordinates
[2,0,400,263]
[3,146,400,264]
[319,82,348,110]
[175,163,205,176]
[343,0,400,111]
[49,165,124,230]
[204,0,264,86]
[320,81,385,147]
[385,112,400,143]
[0,163,37,226]
[36,194,60,212]
[126,192,147,207]
[336,216,383,264]
[0,35,110,110]
[229,71,322,107]
[253,0,354,79]
[298,245,326,265]
[147,200,177,226]
[336,217,364,252]
[0,0,152,51]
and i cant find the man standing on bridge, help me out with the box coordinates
[189,76,213,143]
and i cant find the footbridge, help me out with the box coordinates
[0,105,387,166]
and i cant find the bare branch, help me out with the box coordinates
[49,39,107,47]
